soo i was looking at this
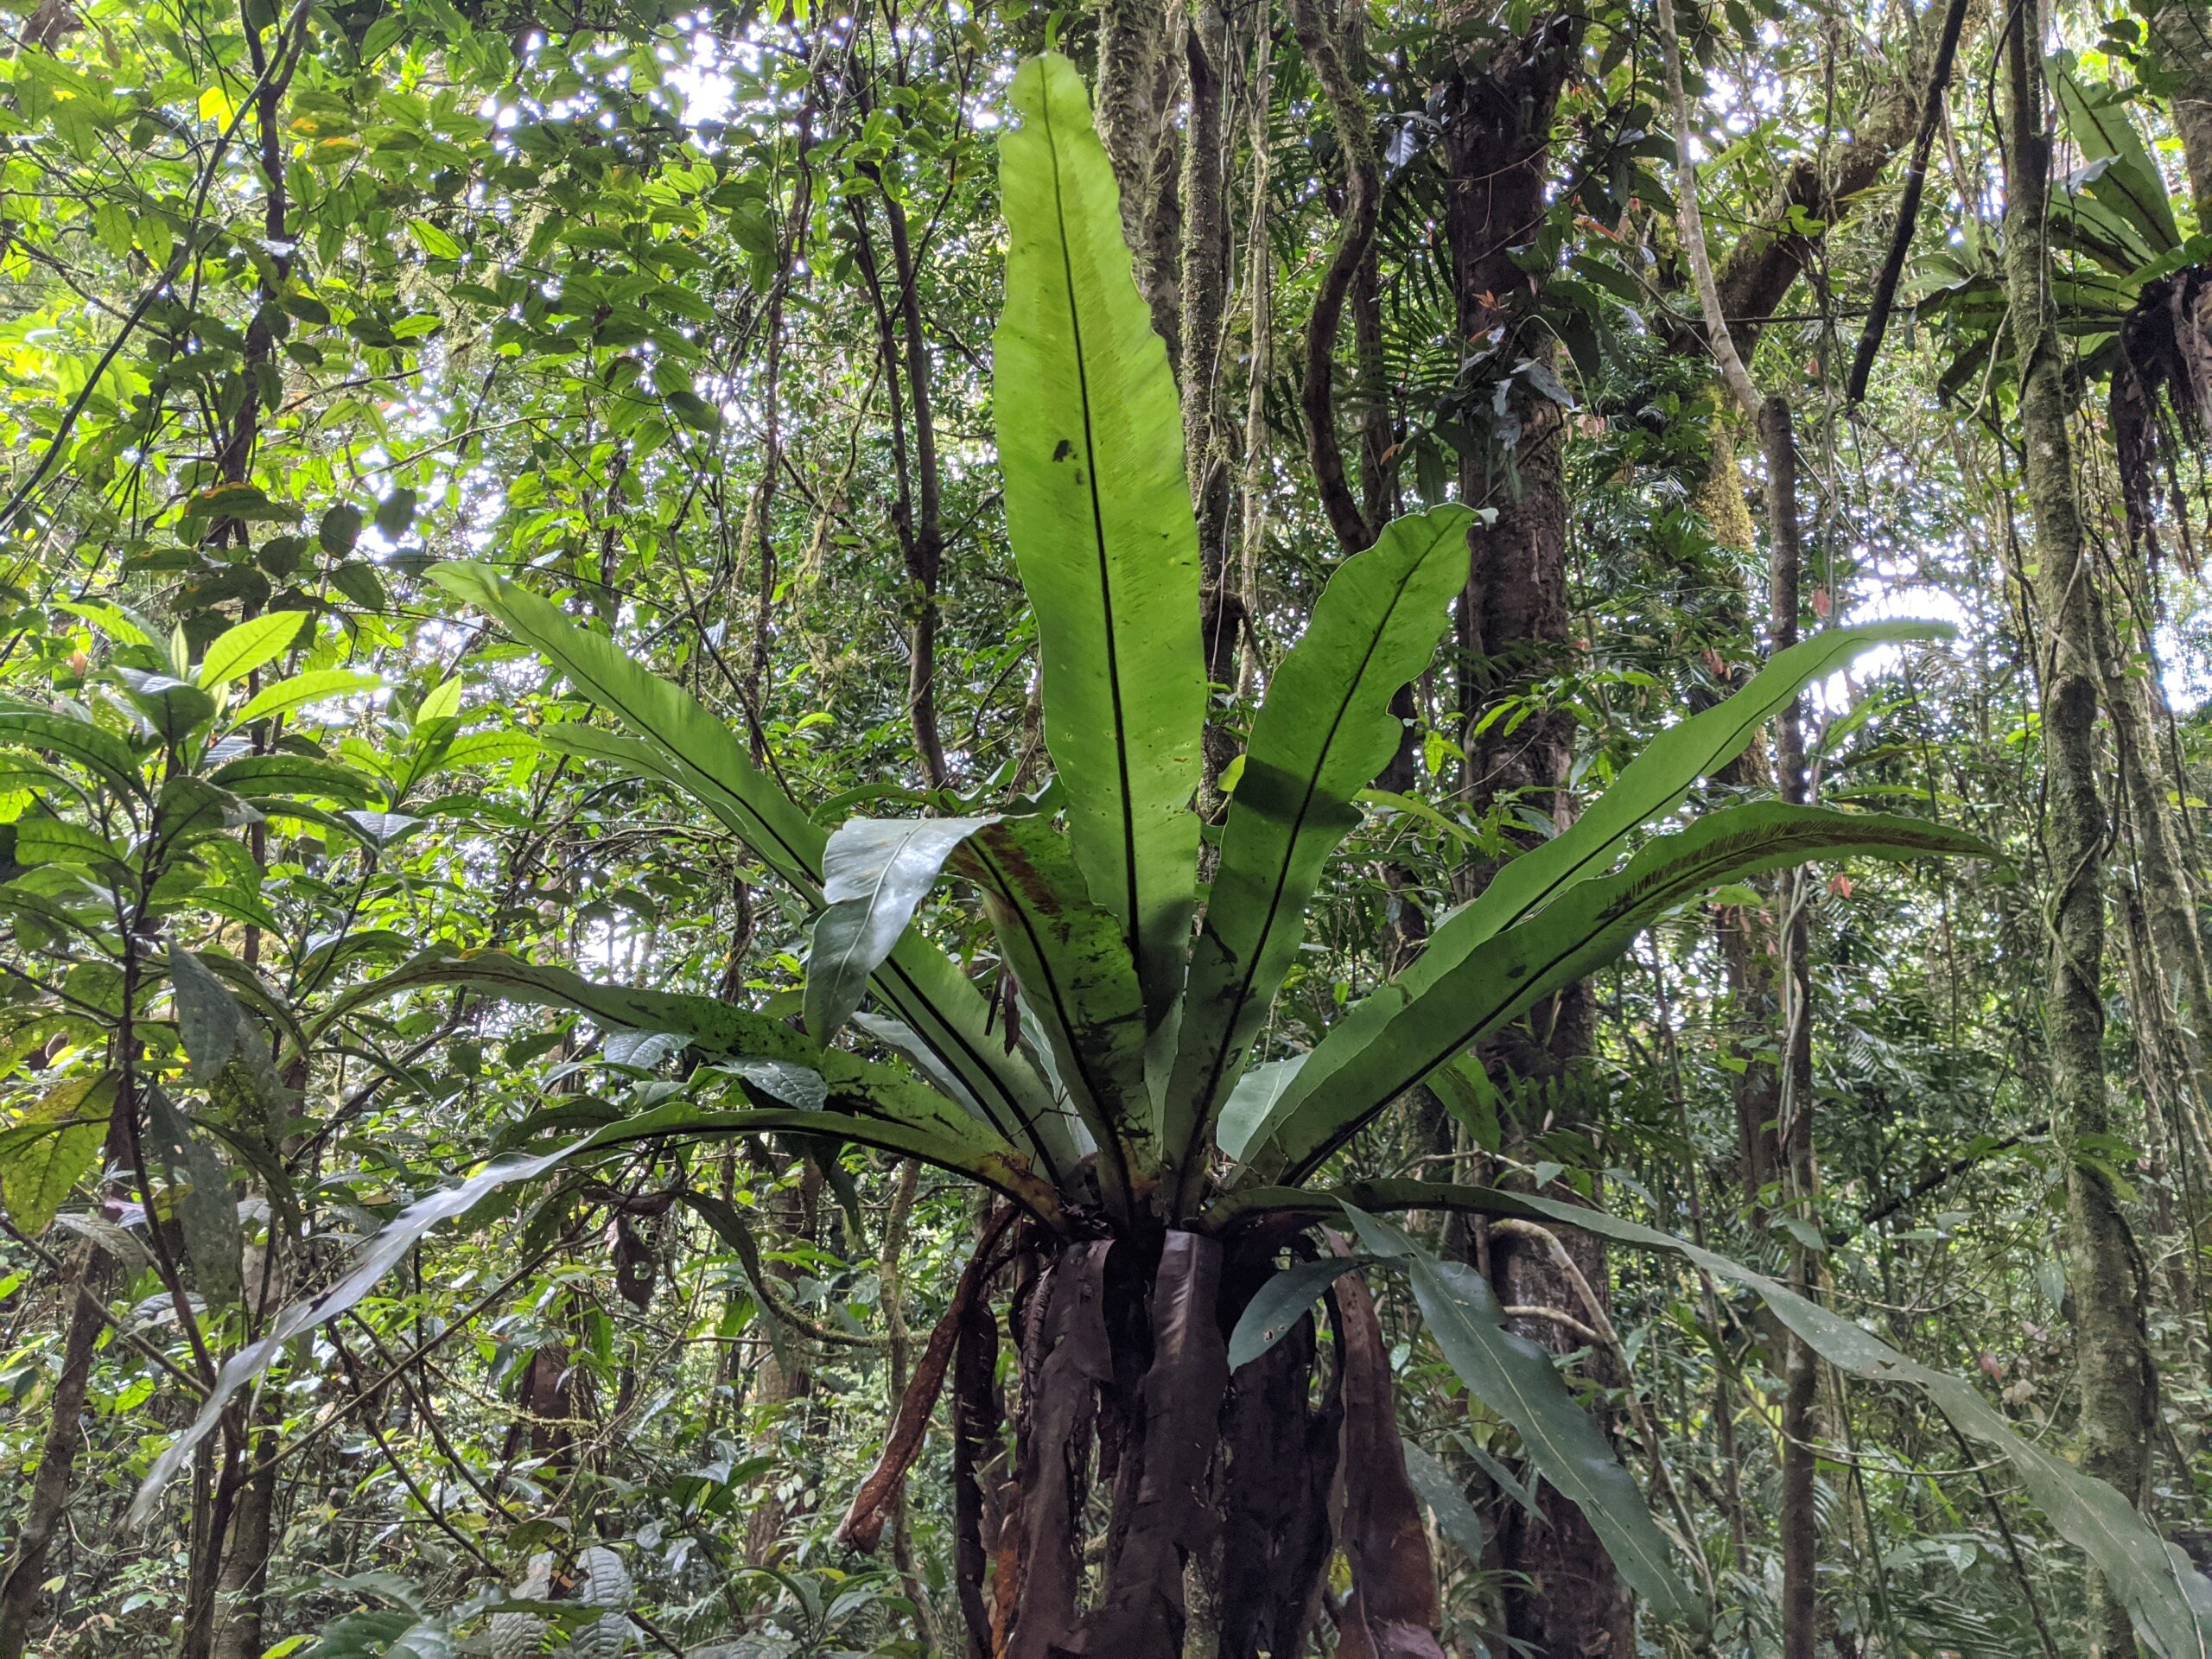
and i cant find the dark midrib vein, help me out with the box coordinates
[568,626,1052,1161]
[973,842,1135,1205]
[1281,823,1858,1181]
[1190,525,1451,1154]
[1039,75,1145,981]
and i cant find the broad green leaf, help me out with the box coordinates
[231,668,382,727]
[1402,1440,1487,1567]
[1318,1181,2212,1659]
[114,670,214,744]
[1171,506,1472,1181]
[145,1089,242,1307]
[2052,52,2179,255]
[408,217,462,258]
[808,817,997,1042]
[1225,1254,1363,1370]
[1452,621,1946,950]
[958,816,1148,1202]
[1342,1207,1706,1630]
[0,709,143,799]
[431,562,830,896]
[536,722,686,788]
[1239,804,1990,1182]
[168,949,289,1138]
[431,566,1070,1173]
[0,1074,111,1235]
[995,54,1205,1033]
[574,1101,1065,1221]
[197,612,309,689]
[210,753,376,806]
[56,600,155,647]
[416,676,463,725]
[14,818,124,869]
[1214,1055,1306,1161]
[344,951,1008,1152]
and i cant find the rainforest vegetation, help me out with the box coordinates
[3,0,2212,1652]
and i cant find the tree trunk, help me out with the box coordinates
[210,1430,277,1659]
[2148,0,2212,208]
[1094,0,1183,356]
[744,1158,822,1566]
[2000,12,2153,1649]
[1759,394,1824,1659]
[0,1249,109,1659]
[1437,17,1622,1650]
[978,1230,1433,1659]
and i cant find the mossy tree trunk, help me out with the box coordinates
[2000,10,2154,1649]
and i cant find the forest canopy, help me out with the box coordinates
[1,0,2211,1655]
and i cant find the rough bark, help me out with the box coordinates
[1217,1262,1338,1659]
[1179,0,1232,596]
[1180,0,1239,810]
[1231,20,1274,701]
[0,1250,109,1659]
[1095,0,1184,356]
[1436,18,1622,1650]
[2149,0,2212,209]
[744,1160,822,1565]
[1758,396,1824,1659]
[2103,617,2212,1179]
[848,182,950,788]
[2001,16,2154,1650]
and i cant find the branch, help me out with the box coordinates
[1859,1123,2044,1227]
[1657,0,1761,417]
[1287,0,1380,555]
[1847,0,1974,402]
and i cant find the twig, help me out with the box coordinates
[1656,0,1762,418]
[1846,0,1974,403]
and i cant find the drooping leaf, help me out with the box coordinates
[347,951,991,1151]
[428,567,1066,1169]
[130,1135,594,1524]
[1007,1241,1116,1657]
[1329,1253,1447,1659]
[1227,1253,1364,1370]
[1238,804,1989,1183]
[1301,1181,2212,1659]
[114,670,215,744]
[1342,1208,1705,1632]
[586,1102,1063,1223]
[1400,1440,1485,1566]
[144,1090,243,1308]
[0,710,143,798]
[1171,506,1472,1181]
[995,54,1205,1034]
[807,817,997,1041]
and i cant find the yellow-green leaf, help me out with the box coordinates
[0,1075,112,1234]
